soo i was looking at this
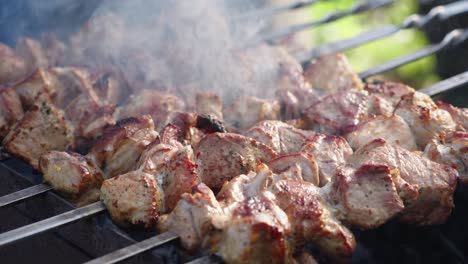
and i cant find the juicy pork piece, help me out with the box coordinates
[302,88,369,135]
[158,183,224,252]
[436,101,468,131]
[48,67,96,109]
[214,195,292,264]
[345,115,417,151]
[2,93,74,169]
[92,72,123,105]
[303,53,363,92]
[196,133,278,189]
[424,131,468,185]
[100,170,163,228]
[115,89,185,131]
[300,134,353,186]
[270,180,356,261]
[395,93,456,148]
[15,37,49,73]
[349,139,458,225]
[223,96,280,131]
[39,151,103,206]
[331,163,404,229]
[364,81,414,112]
[12,68,56,110]
[195,92,223,120]
[0,87,24,139]
[0,43,28,84]
[245,120,315,155]
[88,115,158,178]
[268,153,320,185]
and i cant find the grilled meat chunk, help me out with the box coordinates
[303,53,363,92]
[331,164,404,229]
[395,93,456,148]
[345,115,417,151]
[0,87,24,139]
[48,67,95,109]
[16,37,48,72]
[349,139,458,225]
[88,115,158,178]
[12,69,55,110]
[224,96,280,131]
[158,183,224,252]
[92,72,123,105]
[115,89,185,131]
[195,92,223,120]
[101,170,163,228]
[270,180,356,261]
[39,151,103,206]
[2,93,74,168]
[40,32,66,67]
[300,134,353,186]
[138,142,200,212]
[196,133,277,189]
[214,195,292,264]
[364,81,414,110]
[436,101,468,131]
[0,43,28,84]
[424,132,468,185]
[303,88,369,135]
[245,120,315,155]
[268,153,320,185]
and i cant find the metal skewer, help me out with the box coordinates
[248,0,393,46]
[358,28,468,79]
[233,0,329,21]
[296,0,468,62]
[0,183,52,208]
[420,70,468,97]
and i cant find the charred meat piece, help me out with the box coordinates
[303,53,363,92]
[196,133,277,189]
[15,37,49,73]
[0,43,28,84]
[345,115,417,151]
[349,139,458,225]
[2,93,74,169]
[158,183,224,252]
[39,151,103,206]
[88,115,158,178]
[395,93,456,148]
[436,101,468,131]
[224,96,280,131]
[268,153,319,185]
[214,195,292,264]
[331,163,404,229]
[12,69,56,110]
[115,89,185,131]
[302,88,369,135]
[245,120,315,155]
[424,131,468,185]
[195,92,223,120]
[270,180,356,261]
[0,87,24,140]
[101,170,163,228]
[300,134,353,186]
[138,142,200,212]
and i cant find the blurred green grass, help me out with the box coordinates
[306,0,439,88]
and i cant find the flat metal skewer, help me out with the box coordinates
[0,201,105,247]
[420,70,468,97]
[84,232,178,264]
[0,183,52,208]
[233,0,328,21]
[296,0,468,62]
[358,28,468,79]
[248,0,393,46]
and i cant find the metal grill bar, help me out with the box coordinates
[249,0,393,46]
[420,70,468,97]
[0,183,52,208]
[84,232,178,264]
[358,28,468,79]
[0,201,105,247]
[297,0,468,62]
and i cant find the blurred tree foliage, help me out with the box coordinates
[306,0,439,88]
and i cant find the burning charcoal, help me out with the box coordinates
[2,93,74,169]
[303,53,363,92]
[195,92,223,120]
[345,114,417,151]
[424,131,468,185]
[196,133,277,189]
[39,151,104,206]
[245,120,315,156]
